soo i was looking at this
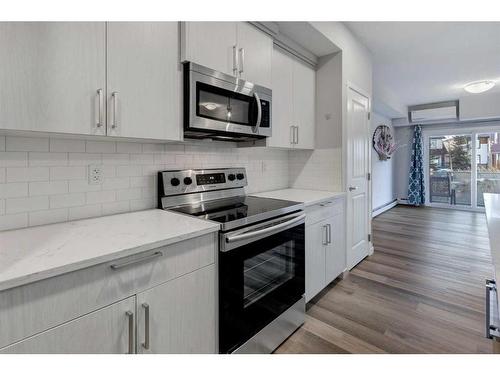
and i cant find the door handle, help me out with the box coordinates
[295,126,299,145]
[253,92,262,133]
[238,47,245,75]
[232,45,238,76]
[111,92,118,130]
[126,310,134,354]
[290,126,294,145]
[349,186,358,192]
[322,225,328,245]
[327,224,332,244]
[96,88,104,129]
[142,303,150,350]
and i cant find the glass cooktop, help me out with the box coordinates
[168,195,303,230]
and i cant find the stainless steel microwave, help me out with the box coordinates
[183,62,272,141]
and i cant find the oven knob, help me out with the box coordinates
[236,173,245,180]
[227,174,236,181]
[183,177,193,185]
[170,177,180,186]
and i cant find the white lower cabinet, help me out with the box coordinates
[137,264,216,354]
[305,198,346,302]
[0,297,136,354]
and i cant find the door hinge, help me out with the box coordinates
[368,112,371,120]
[367,172,371,181]
[368,233,372,242]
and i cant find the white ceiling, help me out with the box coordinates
[345,22,500,114]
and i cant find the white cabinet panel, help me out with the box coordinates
[293,60,316,150]
[325,213,346,284]
[0,297,135,354]
[137,264,216,354]
[236,23,272,87]
[268,48,294,149]
[305,221,326,302]
[0,22,106,135]
[107,22,181,141]
[182,22,238,76]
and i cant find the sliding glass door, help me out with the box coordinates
[425,127,500,210]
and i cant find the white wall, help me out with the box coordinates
[0,135,289,231]
[371,112,396,211]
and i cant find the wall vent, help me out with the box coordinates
[408,100,459,123]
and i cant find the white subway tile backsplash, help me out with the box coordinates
[6,196,49,214]
[0,183,29,198]
[29,208,68,227]
[68,204,102,221]
[29,181,68,196]
[29,152,68,167]
[86,140,116,153]
[6,167,49,182]
[0,136,291,231]
[0,152,28,167]
[86,190,116,204]
[50,138,85,153]
[0,213,28,231]
[50,166,87,181]
[50,193,86,209]
[6,136,49,152]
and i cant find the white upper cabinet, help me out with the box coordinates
[236,23,273,87]
[268,48,294,148]
[293,60,316,150]
[107,22,181,141]
[267,47,315,150]
[181,22,238,76]
[0,22,106,135]
[181,22,272,87]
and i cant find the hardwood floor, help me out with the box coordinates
[275,205,494,353]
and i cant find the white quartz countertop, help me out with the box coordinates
[0,209,220,292]
[483,194,500,313]
[251,188,345,207]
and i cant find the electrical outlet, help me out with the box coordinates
[88,164,103,185]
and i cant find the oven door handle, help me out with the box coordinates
[253,92,262,133]
[224,213,306,245]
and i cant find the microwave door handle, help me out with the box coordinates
[225,213,306,245]
[253,92,262,133]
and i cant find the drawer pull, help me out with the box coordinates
[319,201,333,207]
[142,303,150,350]
[110,251,163,270]
[126,310,134,354]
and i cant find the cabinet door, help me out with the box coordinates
[0,297,135,354]
[0,22,106,135]
[325,214,346,284]
[182,22,237,76]
[137,264,216,354]
[305,221,327,302]
[107,22,181,141]
[236,23,272,87]
[293,60,316,149]
[268,48,294,149]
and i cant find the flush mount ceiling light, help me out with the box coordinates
[463,80,495,94]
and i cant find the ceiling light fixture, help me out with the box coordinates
[463,80,495,94]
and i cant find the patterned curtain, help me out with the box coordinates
[407,125,425,205]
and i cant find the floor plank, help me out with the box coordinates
[275,205,494,353]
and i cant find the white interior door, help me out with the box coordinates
[346,87,370,269]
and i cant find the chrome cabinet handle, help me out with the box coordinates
[232,45,238,76]
[111,92,118,129]
[290,126,294,145]
[96,88,104,129]
[126,311,134,354]
[253,92,262,132]
[327,224,332,244]
[142,303,150,350]
[295,126,299,145]
[322,225,328,245]
[238,47,245,75]
[349,186,358,192]
[110,251,163,270]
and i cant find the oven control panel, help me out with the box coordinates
[159,168,247,196]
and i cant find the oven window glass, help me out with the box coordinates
[197,82,255,126]
[243,240,295,308]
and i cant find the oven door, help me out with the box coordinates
[219,212,305,353]
[185,63,272,138]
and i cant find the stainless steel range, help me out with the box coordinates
[158,168,306,354]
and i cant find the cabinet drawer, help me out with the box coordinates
[0,232,216,349]
[305,198,344,226]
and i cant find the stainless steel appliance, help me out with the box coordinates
[158,168,305,353]
[183,62,272,141]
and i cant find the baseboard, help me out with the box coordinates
[372,199,398,217]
